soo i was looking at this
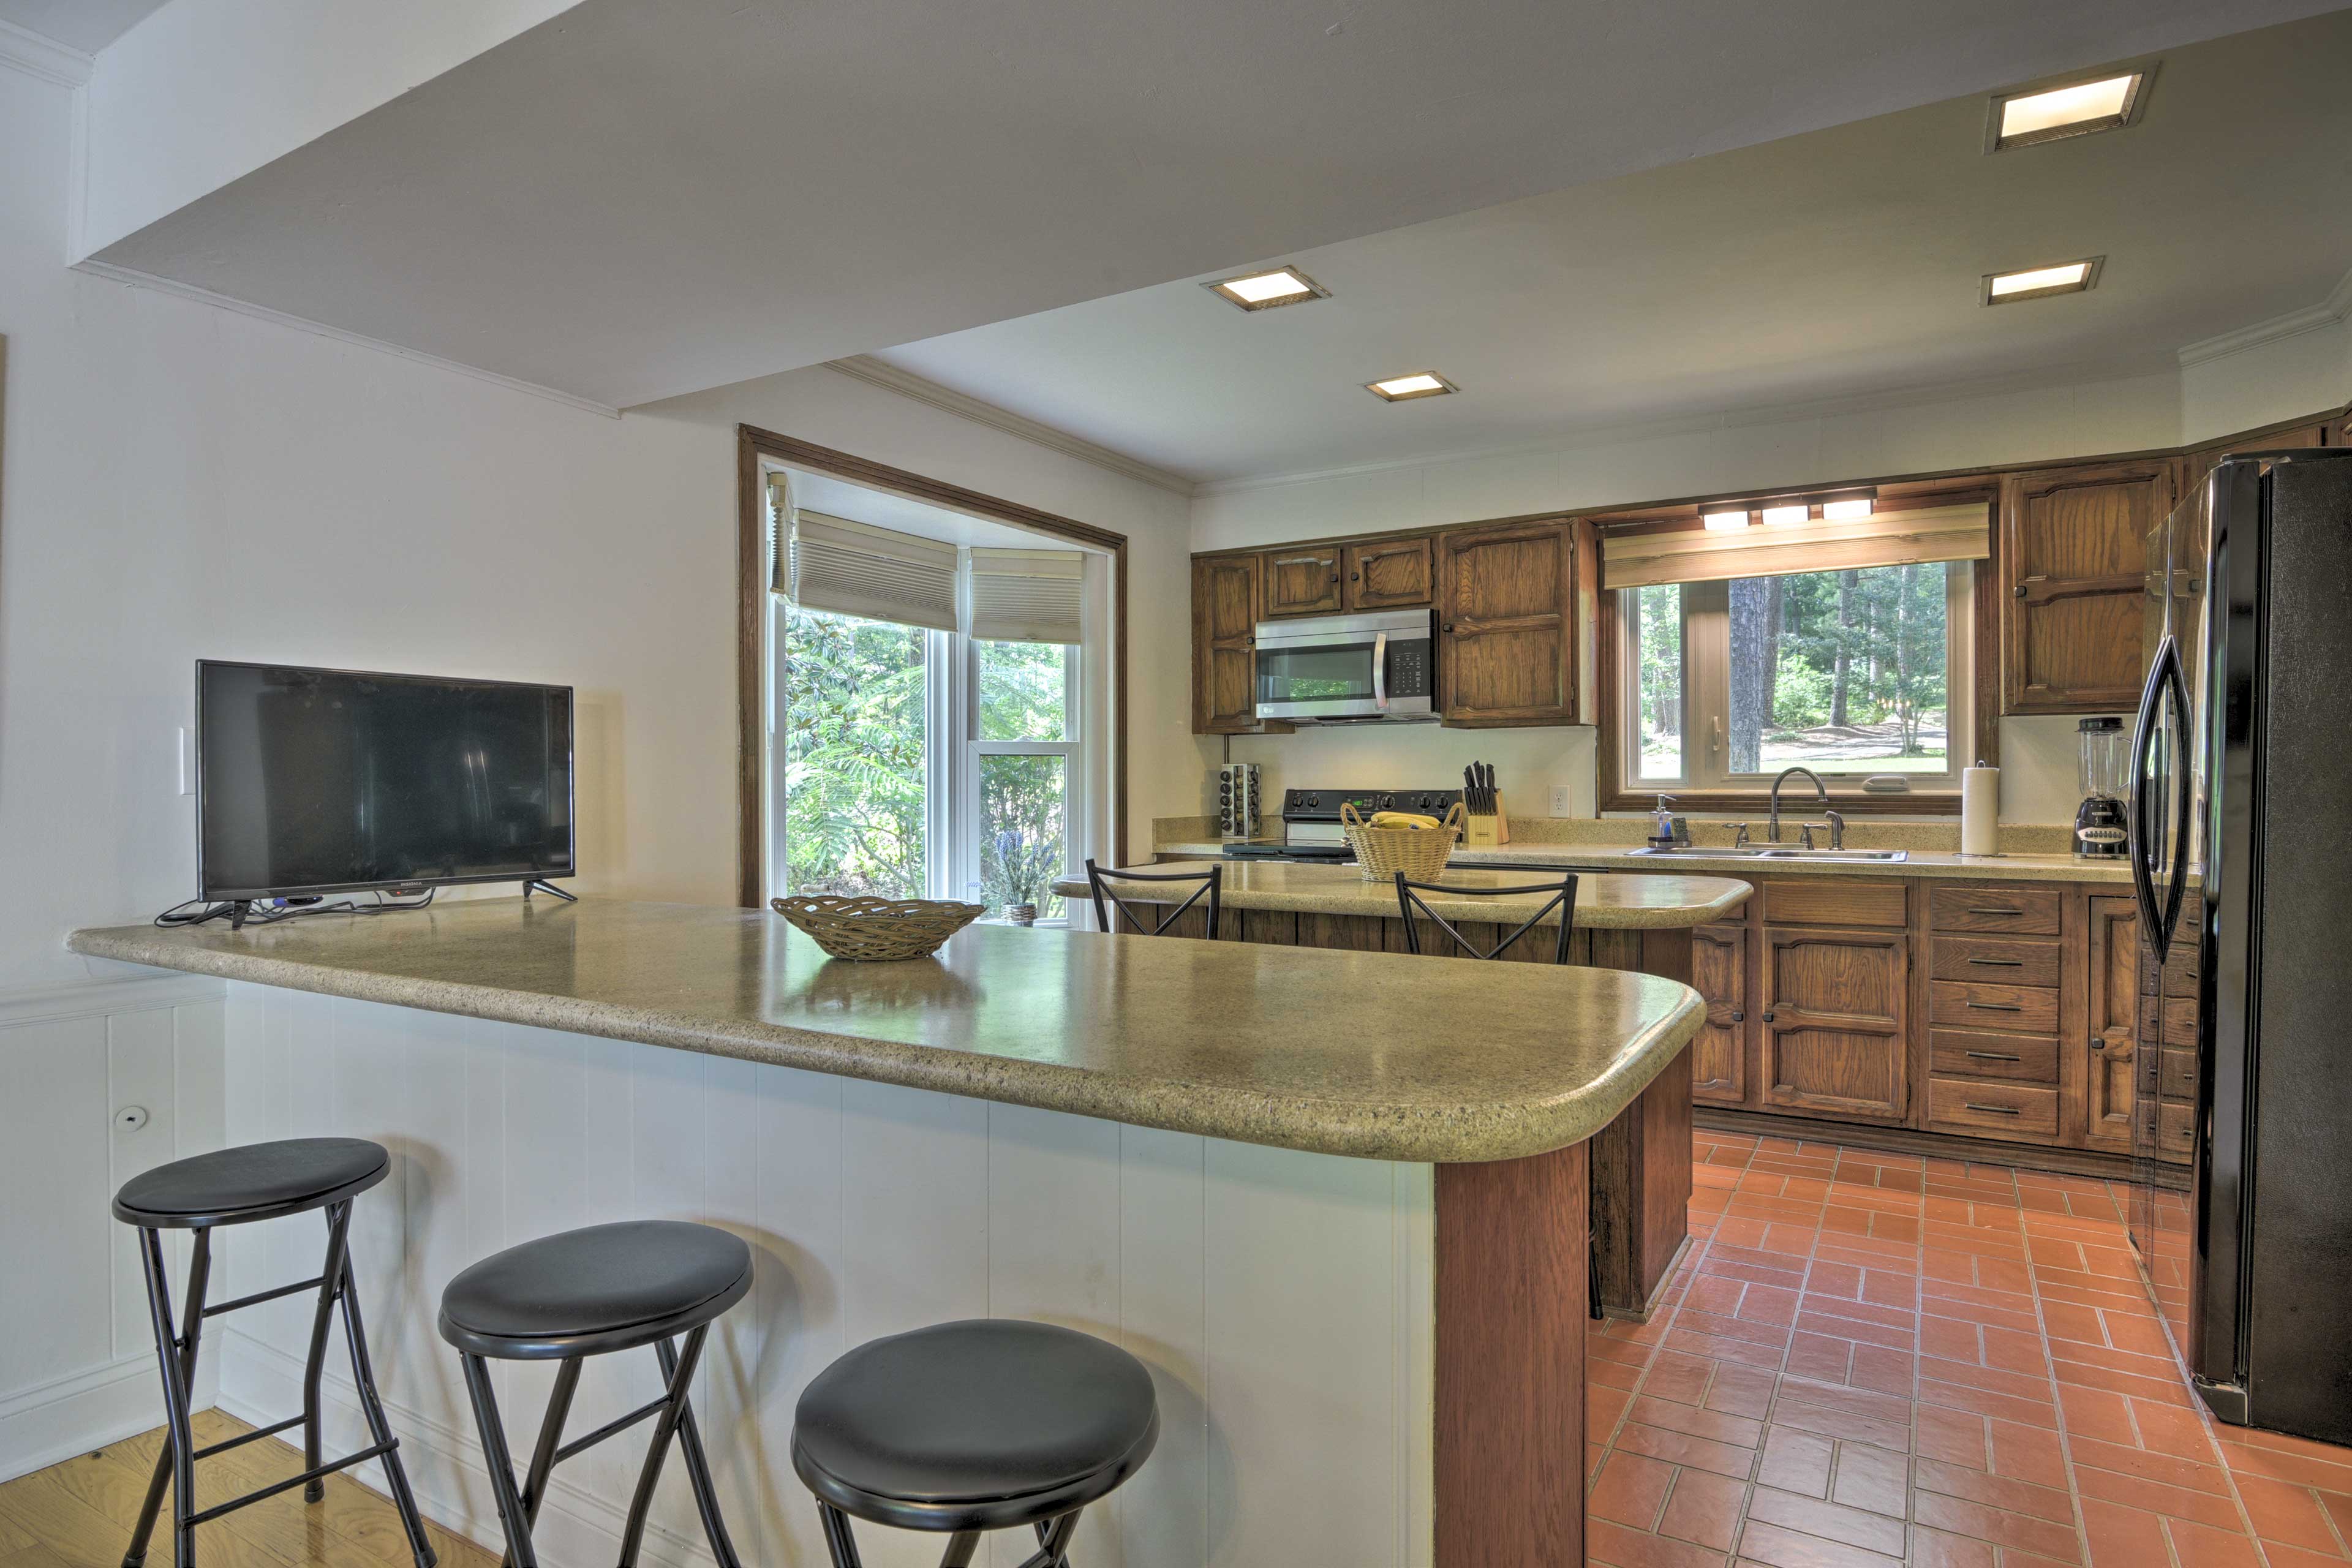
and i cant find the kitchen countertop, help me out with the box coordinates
[1157,839,2134,884]
[1055,859,1752,926]
[67,898,1705,1165]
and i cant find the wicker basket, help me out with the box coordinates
[1339,801,1464,883]
[770,895,987,961]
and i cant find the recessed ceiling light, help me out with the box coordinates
[1702,510,1751,533]
[1760,504,1811,527]
[1365,372,1458,402]
[1983,257,2103,305]
[1204,266,1329,311]
[1988,67,2152,151]
[1821,497,1874,521]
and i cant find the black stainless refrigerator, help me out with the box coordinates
[2129,445,2352,1444]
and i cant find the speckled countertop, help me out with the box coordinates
[1053,859,1752,926]
[67,899,1705,1165]
[1155,840,2132,884]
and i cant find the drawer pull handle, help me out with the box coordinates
[1968,1001,2025,1012]
[1965,1050,2022,1062]
[1967,957,2024,967]
[1964,1102,2022,1116]
[1967,906,2023,916]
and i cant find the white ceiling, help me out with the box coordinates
[872,10,2352,486]
[86,0,2340,410]
[0,0,167,53]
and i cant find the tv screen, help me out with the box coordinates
[197,662,575,900]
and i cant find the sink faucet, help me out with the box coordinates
[1768,767,1827,845]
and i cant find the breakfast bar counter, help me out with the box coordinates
[70,897,1705,1568]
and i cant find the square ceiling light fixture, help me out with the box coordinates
[1987,66,2152,151]
[1204,266,1329,311]
[1365,372,1458,402]
[1983,257,2104,306]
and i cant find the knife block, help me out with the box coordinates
[1463,793,1511,848]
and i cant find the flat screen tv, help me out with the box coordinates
[197,661,575,901]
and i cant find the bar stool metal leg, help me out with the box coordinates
[124,1228,211,1568]
[503,1356,581,1568]
[460,1354,541,1568]
[333,1234,439,1568]
[654,1335,744,1568]
[616,1325,708,1568]
[299,1203,355,1502]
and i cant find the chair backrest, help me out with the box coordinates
[1392,871,1579,963]
[1085,859,1223,940]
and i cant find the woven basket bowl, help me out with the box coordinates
[770,895,987,961]
[1339,800,1464,883]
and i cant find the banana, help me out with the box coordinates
[1367,812,1444,831]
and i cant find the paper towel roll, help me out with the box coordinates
[1961,765,2000,857]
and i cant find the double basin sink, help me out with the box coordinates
[1624,845,1910,864]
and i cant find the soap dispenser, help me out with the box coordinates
[1646,794,1678,850]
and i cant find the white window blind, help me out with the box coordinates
[1601,501,1991,590]
[969,548,1085,644]
[788,510,960,631]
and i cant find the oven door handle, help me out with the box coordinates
[1371,631,1389,710]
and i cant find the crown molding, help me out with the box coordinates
[1193,352,2175,499]
[72,260,624,418]
[824,355,1196,497]
[0,15,92,86]
[2178,265,2352,369]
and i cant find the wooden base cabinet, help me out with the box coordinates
[1760,927,1908,1122]
[1689,924,1748,1106]
[2082,894,2140,1153]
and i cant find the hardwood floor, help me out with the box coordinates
[0,1411,496,1568]
[1587,1129,2352,1568]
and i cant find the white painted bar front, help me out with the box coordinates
[213,981,1436,1568]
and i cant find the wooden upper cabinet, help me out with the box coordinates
[1192,555,1268,734]
[1689,923,1750,1108]
[1261,545,1344,617]
[1760,927,1908,1121]
[1435,518,1593,726]
[2001,462,2171,714]
[1343,536,1434,611]
[2080,894,2140,1153]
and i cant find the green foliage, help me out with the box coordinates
[978,640,1068,741]
[980,754,1068,916]
[782,609,928,899]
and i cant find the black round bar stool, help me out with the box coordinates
[111,1137,436,1568]
[792,1319,1158,1568]
[439,1219,752,1568]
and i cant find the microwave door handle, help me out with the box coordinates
[2158,638,2193,953]
[1371,631,1388,710]
[2127,635,2174,957]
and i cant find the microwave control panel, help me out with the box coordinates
[1386,641,1433,698]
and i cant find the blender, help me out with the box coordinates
[2074,716,2129,859]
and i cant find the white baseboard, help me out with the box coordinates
[0,1355,174,1482]
[215,1330,723,1568]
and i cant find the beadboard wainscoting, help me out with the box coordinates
[213,981,1437,1568]
[0,974,228,1480]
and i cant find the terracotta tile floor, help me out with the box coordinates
[1585,1129,2352,1568]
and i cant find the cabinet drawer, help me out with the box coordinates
[1931,935,2062,989]
[1763,879,1909,929]
[2138,995,2198,1044]
[1929,1030,2060,1084]
[1929,979,2060,1036]
[1929,884,2062,935]
[2160,1047,2197,1099]
[1928,1078,2060,1140]
[2159,1099,2195,1155]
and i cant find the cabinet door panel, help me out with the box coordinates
[1689,924,1747,1106]
[1262,546,1343,617]
[2081,894,2139,1152]
[1344,537,1434,610]
[1761,929,1906,1121]
[1436,520,1583,725]
[1192,556,1270,734]
[2002,463,2171,713]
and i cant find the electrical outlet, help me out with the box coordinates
[178,727,197,796]
[1549,785,1574,816]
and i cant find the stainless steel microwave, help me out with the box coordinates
[1253,608,1436,722]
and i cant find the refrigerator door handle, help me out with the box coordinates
[2128,635,2176,958]
[2158,634,2194,957]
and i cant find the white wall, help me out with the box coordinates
[1196,332,2350,826]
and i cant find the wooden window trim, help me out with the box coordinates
[736,425,1128,909]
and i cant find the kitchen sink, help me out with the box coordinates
[1622,845,1909,862]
